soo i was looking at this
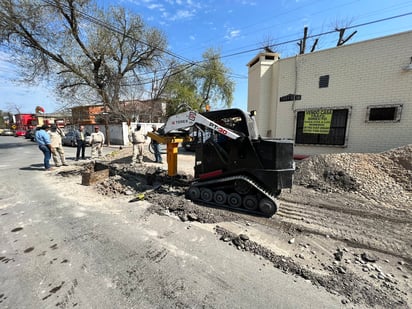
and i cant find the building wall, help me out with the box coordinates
[70,101,165,125]
[64,122,163,146]
[248,31,412,155]
[71,105,105,124]
[247,53,280,135]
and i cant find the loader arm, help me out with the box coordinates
[161,110,241,140]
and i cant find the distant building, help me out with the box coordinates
[121,99,165,123]
[71,105,105,125]
[70,100,165,125]
[247,30,412,155]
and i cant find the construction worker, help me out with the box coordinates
[90,126,105,158]
[75,125,86,160]
[35,124,53,171]
[49,125,68,167]
[151,125,162,164]
[128,124,146,165]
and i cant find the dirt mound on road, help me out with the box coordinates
[294,144,412,207]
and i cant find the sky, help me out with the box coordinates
[0,0,411,114]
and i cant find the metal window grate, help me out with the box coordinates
[319,75,329,88]
[366,104,402,122]
[295,108,349,146]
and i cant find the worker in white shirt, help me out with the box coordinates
[49,125,68,166]
[90,126,105,158]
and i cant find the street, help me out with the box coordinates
[0,136,345,308]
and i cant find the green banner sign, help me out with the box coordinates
[303,109,333,134]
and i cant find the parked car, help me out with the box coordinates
[14,129,27,137]
[62,131,91,147]
[1,129,14,136]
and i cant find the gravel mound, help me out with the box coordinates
[293,145,412,207]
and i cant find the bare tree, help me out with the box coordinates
[5,102,23,115]
[0,0,167,124]
[259,35,279,54]
[336,28,357,46]
[330,18,357,46]
[117,58,182,122]
[297,27,319,54]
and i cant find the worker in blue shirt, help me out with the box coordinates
[35,124,53,171]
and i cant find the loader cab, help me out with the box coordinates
[182,128,211,152]
[193,108,263,177]
[186,108,254,152]
[192,108,255,153]
[201,108,259,140]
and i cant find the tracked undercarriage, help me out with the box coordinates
[187,175,281,217]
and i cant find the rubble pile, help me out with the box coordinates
[294,145,412,206]
[96,175,136,196]
[89,144,411,210]
[94,163,191,197]
[145,191,239,224]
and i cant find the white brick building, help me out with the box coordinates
[247,30,412,156]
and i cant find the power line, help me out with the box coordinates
[40,0,195,66]
[218,12,412,60]
[36,1,412,83]
[137,10,412,80]
[171,0,411,58]
[173,0,358,56]
[41,0,248,81]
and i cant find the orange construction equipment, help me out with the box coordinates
[147,132,191,177]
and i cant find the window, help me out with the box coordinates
[295,108,350,146]
[366,104,402,122]
[319,75,329,88]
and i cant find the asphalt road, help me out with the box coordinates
[0,136,344,308]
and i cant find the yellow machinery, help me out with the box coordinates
[147,132,191,177]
